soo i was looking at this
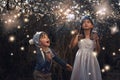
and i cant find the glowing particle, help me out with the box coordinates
[104,65,110,71]
[112,52,116,56]
[24,18,29,22]
[102,47,105,50]
[11,53,14,56]
[26,35,30,38]
[17,25,21,29]
[33,50,36,54]
[9,36,15,42]
[20,46,25,51]
[92,51,97,57]
[101,69,105,73]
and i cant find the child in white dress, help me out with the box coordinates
[70,16,102,80]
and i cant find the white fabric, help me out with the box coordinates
[39,48,55,61]
[33,31,44,47]
[71,38,102,80]
[40,48,45,61]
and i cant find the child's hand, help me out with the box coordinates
[66,64,72,71]
[43,48,53,61]
[92,33,99,41]
[45,53,52,61]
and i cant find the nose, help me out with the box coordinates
[83,23,87,26]
[47,38,50,41]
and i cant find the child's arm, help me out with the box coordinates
[93,33,101,53]
[53,55,67,67]
[51,49,72,71]
[53,56,72,71]
[95,39,100,53]
[69,30,79,48]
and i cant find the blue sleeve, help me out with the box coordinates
[51,49,67,68]
[35,48,45,69]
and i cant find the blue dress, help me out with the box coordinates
[71,38,102,80]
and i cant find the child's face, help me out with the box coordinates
[39,34,50,47]
[82,19,93,30]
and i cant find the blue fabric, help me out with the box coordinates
[35,47,67,74]
[33,31,45,47]
[81,16,93,25]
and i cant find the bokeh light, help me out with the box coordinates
[92,51,97,57]
[101,69,105,73]
[24,18,29,22]
[0,1,120,80]
[102,47,105,50]
[9,35,15,42]
[112,52,116,56]
[104,65,110,71]
[33,50,37,54]
[20,46,25,51]
[10,53,14,56]
[17,25,21,29]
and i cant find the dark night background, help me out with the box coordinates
[0,0,120,80]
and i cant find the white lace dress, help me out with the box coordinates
[71,38,102,80]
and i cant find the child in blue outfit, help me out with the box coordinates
[29,31,72,80]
